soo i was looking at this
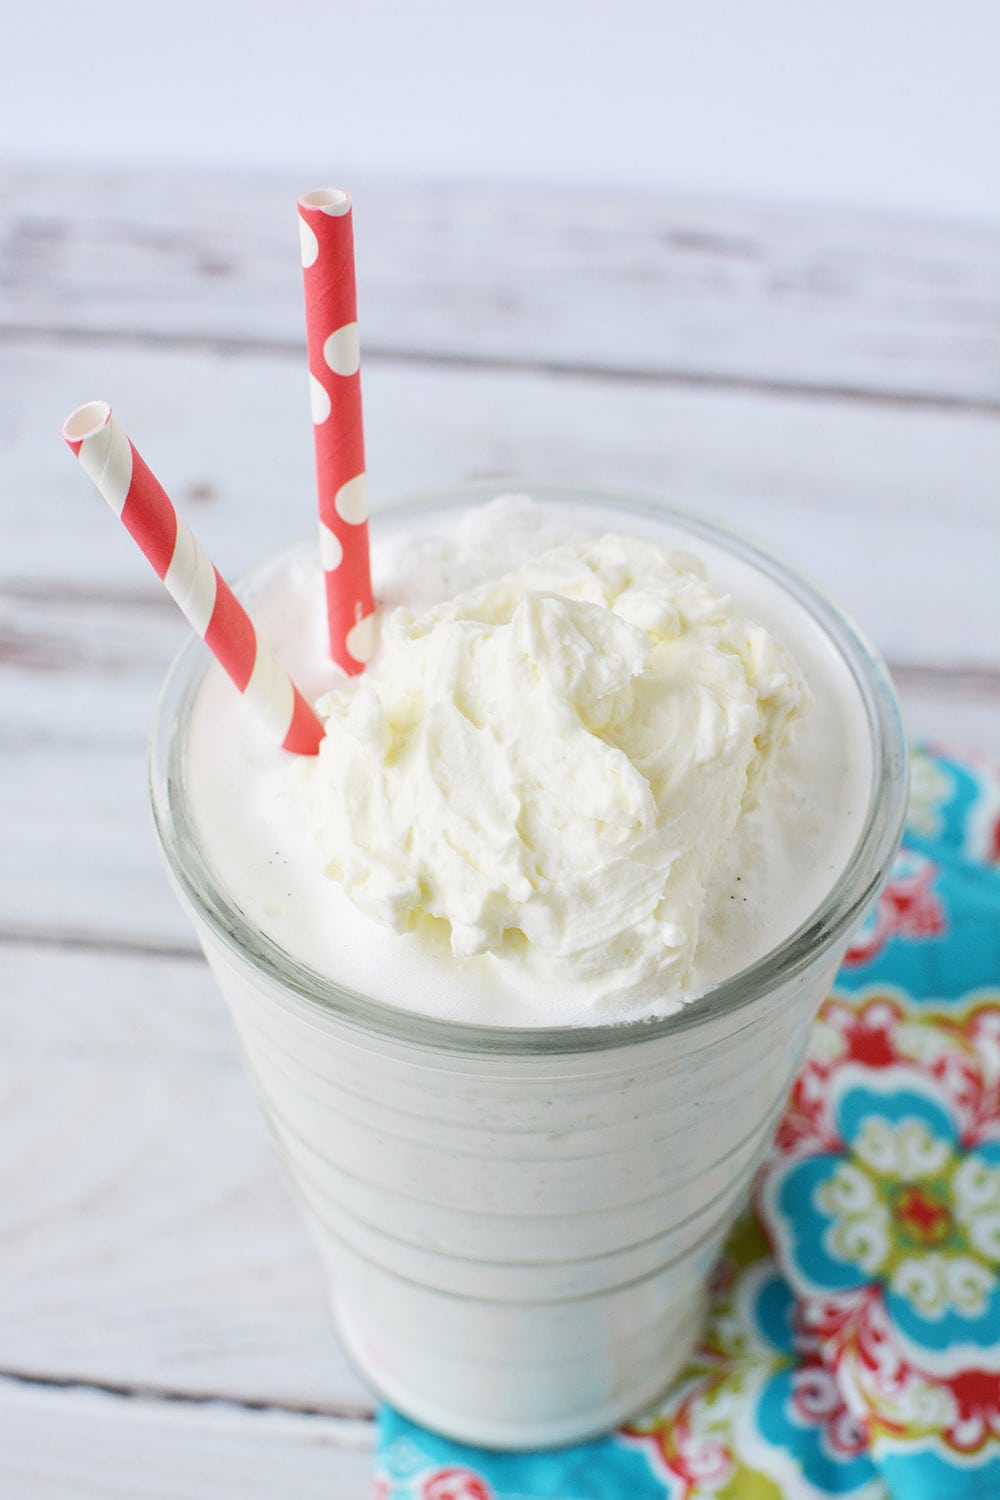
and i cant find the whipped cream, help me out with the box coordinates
[297,531,809,1006]
[185,495,871,1025]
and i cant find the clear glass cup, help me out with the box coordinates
[149,482,908,1449]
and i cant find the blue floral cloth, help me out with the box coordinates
[374,749,1000,1500]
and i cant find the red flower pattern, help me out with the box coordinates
[422,1469,493,1500]
[843,855,946,968]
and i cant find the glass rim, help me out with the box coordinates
[149,479,908,1057]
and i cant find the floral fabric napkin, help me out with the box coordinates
[374,748,1000,1500]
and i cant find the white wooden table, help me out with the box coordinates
[2,168,998,1497]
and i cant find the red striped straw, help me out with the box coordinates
[61,401,324,756]
[298,187,375,674]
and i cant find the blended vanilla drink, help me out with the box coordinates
[151,484,906,1447]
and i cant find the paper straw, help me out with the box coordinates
[62,402,324,756]
[298,187,375,674]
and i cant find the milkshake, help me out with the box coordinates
[150,482,907,1447]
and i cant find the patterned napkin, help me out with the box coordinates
[374,749,1000,1500]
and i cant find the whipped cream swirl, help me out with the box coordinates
[298,532,809,1007]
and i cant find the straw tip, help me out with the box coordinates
[298,187,352,217]
[62,401,112,446]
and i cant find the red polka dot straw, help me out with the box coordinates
[298,188,375,674]
[62,401,324,756]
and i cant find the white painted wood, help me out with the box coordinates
[0,1380,374,1499]
[5,678,995,959]
[0,944,372,1412]
[0,738,184,949]
[4,344,998,949]
[890,674,1000,762]
[2,168,998,403]
[3,170,998,1495]
[8,341,999,668]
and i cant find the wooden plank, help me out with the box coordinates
[7,339,999,667]
[890,672,1000,760]
[4,664,997,958]
[5,666,997,960]
[4,339,998,947]
[0,943,373,1413]
[5,167,994,1499]
[2,168,998,405]
[0,1380,374,1500]
[0,737,188,950]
